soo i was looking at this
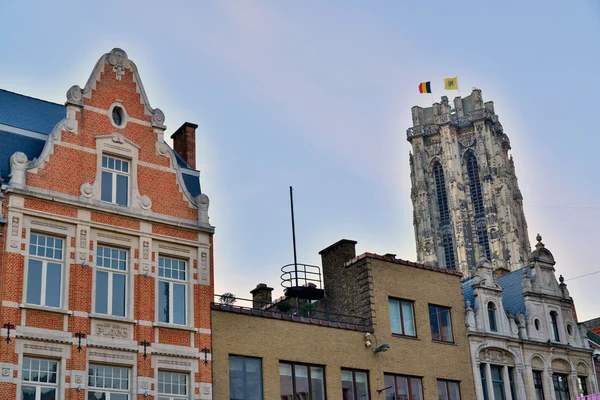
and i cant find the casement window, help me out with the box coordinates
[437,379,461,400]
[388,298,416,337]
[577,376,588,397]
[533,370,545,400]
[488,302,498,332]
[552,373,570,400]
[229,355,263,400]
[101,155,129,206]
[384,374,423,400]
[158,256,187,325]
[550,311,560,342]
[158,371,188,400]
[88,364,130,400]
[26,233,64,308]
[21,357,59,400]
[95,246,127,317]
[342,369,369,400]
[429,305,453,343]
[491,365,506,400]
[279,362,325,400]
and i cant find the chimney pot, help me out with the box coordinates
[171,122,198,169]
[250,283,273,309]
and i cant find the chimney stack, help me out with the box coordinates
[250,283,273,309]
[171,122,198,169]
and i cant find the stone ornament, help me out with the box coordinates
[96,322,129,339]
[142,241,149,260]
[11,216,19,237]
[137,194,152,211]
[66,85,83,105]
[107,48,131,81]
[1,368,10,377]
[111,133,125,144]
[80,229,87,248]
[9,152,28,185]
[80,182,95,198]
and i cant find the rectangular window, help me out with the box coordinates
[101,155,129,206]
[429,305,454,343]
[577,376,588,397]
[95,246,128,317]
[491,365,506,400]
[342,369,369,400]
[437,379,461,400]
[158,371,188,400]
[388,298,416,337]
[88,364,130,399]
[158,256,187,325]
[508,367,517,400]
[26,233,64,308]
[552,374,570,400]
[384,374,423,400]
[21,357,59,400]
[280,362,325,400]
[229,356,263,400]
[533,370,545,400]
[480,364,489,400]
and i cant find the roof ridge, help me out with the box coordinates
[0,88,64,108]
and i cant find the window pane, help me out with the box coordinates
[95,271,109,314]
[101,171,113,202]
[440,308,453,342]
[26,259,43,305]
[449,382,461,400]
[116,174,128,206]
[112,273,126,317]
[438,381,449,400]
[45,263,62,307]
[122,160,129,173]
[384,375,395,400]
[21,386,36,400]
[229,356,244,399]
[294,365,309,399]
[108,157,115,169]
[429,306,441,341]
[402,301,415,336]
[280,363,293,399]
[396,376,409,399]
[410,378,423,400]
[245,358,262,400]
[40,387,57,400]
[311,366,325,400]
[173,283,186,325]
[159,281,170,323]
[88,392,106,400]
[389,299,402,334]
[342,370,355,400]
[355,371,369,400]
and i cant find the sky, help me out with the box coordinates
[1,1,599,321]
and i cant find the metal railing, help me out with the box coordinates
[213,295,369,327]
[280,263,322,290]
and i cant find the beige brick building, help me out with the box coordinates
[212,239,476,399]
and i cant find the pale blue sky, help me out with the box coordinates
[1,1,599,320]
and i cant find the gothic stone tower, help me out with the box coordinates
[407,88,530,275]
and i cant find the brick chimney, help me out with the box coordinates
[250,283,273,309]
[170,122,198,169]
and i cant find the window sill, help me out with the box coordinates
[432,340,457,346]
[391,333,420,341]
[89,313,136,324]
[20,304,72,315]
[153,322,197,332]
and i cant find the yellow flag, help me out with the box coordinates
[444,77,459,90]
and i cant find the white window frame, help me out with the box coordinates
[25,233,64,308]
[87,364,131,399]
[21,357,59,400]
[157,256,188,326]
[101,154,130,206]
[95,245,128,317]
[157,370,189,399]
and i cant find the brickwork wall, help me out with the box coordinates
[24,198,78,218]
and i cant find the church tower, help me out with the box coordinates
[407,88,530,275]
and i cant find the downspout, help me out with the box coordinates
[0,183,7,327]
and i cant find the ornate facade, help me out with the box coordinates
[407,89,530,274]
[463,236,598,399]
[0,49,214,399]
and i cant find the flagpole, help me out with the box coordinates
[457,76,462,98]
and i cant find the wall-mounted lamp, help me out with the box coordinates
[3,322,15,343]
[201,347,211,365]
[140,340,150,359]
[75,332,85,352]
[373,344,390,354]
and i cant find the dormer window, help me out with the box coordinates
[487,302,498,332]
[550,311,560,341]
[101,155,129,206]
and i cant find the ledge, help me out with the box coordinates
[153,322,197,332]
[211,304,373,333]
[89,313,136,324]
[20,304,72,315]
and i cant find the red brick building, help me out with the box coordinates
[0,48,214,399]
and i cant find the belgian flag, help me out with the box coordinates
[418,81,431,94]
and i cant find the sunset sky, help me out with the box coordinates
[1,1,599,320]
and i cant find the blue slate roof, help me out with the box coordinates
[462,266,531,317]
[0,89,65,134]
[0,89,201,196]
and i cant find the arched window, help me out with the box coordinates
[466,153,491,260]
[488,302,498,332]
[550,311,560,341]
[433,162,456,270]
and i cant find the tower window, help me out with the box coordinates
[433,162,456,270]
[487,302,498,332]
[466,153,491,259]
